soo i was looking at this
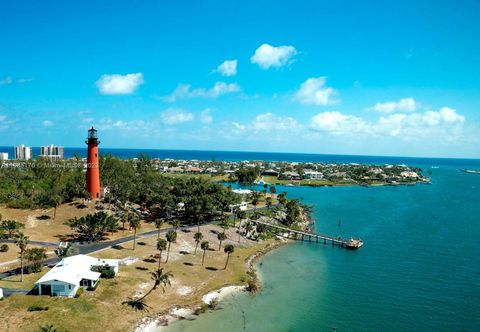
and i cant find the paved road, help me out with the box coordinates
[3,239,59,247]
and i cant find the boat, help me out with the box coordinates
[460,169,480,174]
[345,238,364,249]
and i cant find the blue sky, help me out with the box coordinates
[1,0,479,158]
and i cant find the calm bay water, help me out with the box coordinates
[165,164,480,331]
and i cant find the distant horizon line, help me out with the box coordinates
[0,145,479,161]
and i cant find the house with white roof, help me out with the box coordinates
[34,254,119,297]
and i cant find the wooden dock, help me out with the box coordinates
[249,219,361,248]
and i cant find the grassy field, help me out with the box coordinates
[0,224,275,331]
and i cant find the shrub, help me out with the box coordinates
[75,288,84,298]
[246,270,260,293]
[28,305,49,312]
[208,298,219,310]
[91,265,115,279]
[194,304,209,315]
[0,244,9,252]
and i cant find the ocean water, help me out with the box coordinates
[1,146,480,167]
[165,164,480,331]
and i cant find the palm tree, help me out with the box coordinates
[232,207,240,227]
[129,215,141,250]
[52,192,62,220]
[193,231,203,254]
[14,232,29,282]
[237,210,247,243]
[165,230,177,263]
[122,268,173,311]
[278,192,287,206]
[156,239,167,268]
[223,244,234,269]
[121,211,131,232]
[244,221,253,239]
[265,197,273,210]
[171,219,180,231]
[251,196,259,211]
[217,232,227,251]
[154,218,164,239]
[200,240,209,266]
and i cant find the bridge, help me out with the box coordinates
[249,219,362,249]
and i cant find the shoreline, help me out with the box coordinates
[135,239,289,332]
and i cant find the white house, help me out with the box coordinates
[303,171,323,179]
[34,254,119,297]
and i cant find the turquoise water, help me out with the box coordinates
[166,166,480,331]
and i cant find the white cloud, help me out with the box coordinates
[231,122,246,131]
[42,120,54,127]
[293,77,338,106]
[371,98,416,113]
[96,73,144,95]
[0,77,13,85]
[216,60,237,76]
[17,78,34,83]
[251,113,300,133]
[200,109,213,124]
[0,77,34,85]
[82,117,94,123]
[162,81,240,102]
[310,112,367,135]
[310,107,467,140]
[250,43,297,69]
[160,108,194,125]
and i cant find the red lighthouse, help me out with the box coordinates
[86,126,101,200]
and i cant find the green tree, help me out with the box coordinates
[65,212,113,241]
[200,240,209,266]
[165,230,177,263]
[284,199,301,226]
[154,218,163,239]
[223,244,234,269]
[232,206,240,227]
[1,220,25,238]
[250,192,261,211]
[25,247,47,273]
[265,196,273,210]
[193,232,203,254]
[217,232,227,251]
[171,219,180,231]
[54,243,74,259]
[156,238,167,268]
[278,192,287,206]
[237,210,247,243]
[14,232,29,282]
[129,215,141,250]
[104,214,119,235]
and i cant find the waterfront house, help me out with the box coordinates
[34,254,119,297]
[303,171,323,179]
[281,171,301,180]
[261,169,279,176]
